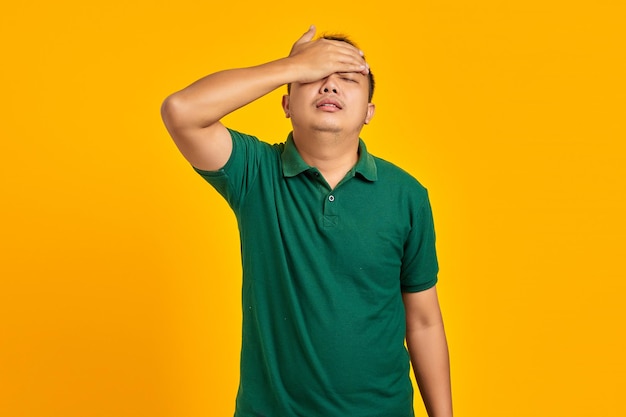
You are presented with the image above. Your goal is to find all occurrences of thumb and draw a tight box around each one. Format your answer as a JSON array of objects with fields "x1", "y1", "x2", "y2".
[{"x1": 294, "y1": 25, "x2": 316, "y2": 46}]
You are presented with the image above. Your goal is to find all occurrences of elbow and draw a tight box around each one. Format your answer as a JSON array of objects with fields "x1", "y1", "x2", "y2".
[{"x1": 161, "y1": 93, "x2": 186, "y2": 129}]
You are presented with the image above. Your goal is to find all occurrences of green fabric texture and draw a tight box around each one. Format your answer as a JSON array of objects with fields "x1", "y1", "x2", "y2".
[{"x1": 194, "y1": 129, "x2": 438, "y2": 417}]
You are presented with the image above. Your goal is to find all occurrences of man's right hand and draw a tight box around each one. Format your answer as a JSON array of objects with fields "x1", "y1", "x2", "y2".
[
  {"x1": 286, "y1": 25, "x2": 369, "y2": 85},
  {"x1": 162, "y1": 26, "x2": 370, "y2": 172}
]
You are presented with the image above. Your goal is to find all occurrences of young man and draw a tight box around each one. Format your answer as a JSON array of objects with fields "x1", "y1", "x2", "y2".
[{"x1": 161, "y1": 26, "x2": 452, "y2": 417}]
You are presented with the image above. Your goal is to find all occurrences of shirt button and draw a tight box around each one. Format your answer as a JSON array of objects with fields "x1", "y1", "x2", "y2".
[{"x1": 328, "y1": 195, "x2": 335, "y2": 202}]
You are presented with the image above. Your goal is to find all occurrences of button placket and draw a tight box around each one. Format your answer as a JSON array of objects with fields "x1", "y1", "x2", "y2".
[{"x1": 323, "y1": 190, "x2": 339, "y2": 215}]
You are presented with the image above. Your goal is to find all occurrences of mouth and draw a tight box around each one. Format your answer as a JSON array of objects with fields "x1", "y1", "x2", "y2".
[{"x1": 316, "y1": 98, "x2": 343, "y2": 110}]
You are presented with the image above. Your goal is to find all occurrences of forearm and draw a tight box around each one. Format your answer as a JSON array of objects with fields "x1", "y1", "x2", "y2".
[
  {"x1": 162, "y1": 58, "x2": 296, "y2": 130},
  {"x1": 160, "y1": 26, "x2": 369, "y2": 171},
  {"x1": 162, "y1": 26, "x2": 368, "y2": 133},
  {"x1": 406, "y1": 323, "x2": 453, "y2": 417}
]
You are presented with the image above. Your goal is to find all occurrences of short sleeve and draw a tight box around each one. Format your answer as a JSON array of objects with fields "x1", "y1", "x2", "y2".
[
  {"x1": 400, "y1": 191, "x2": 439, "y2": 292},
  {"x1": 193, "y1": 129, "x2": 265, "y2": 211}
]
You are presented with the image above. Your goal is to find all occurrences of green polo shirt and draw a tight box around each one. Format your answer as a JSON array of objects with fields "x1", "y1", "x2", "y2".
[{"x1": 194, "y1": 129, "x2": 438, "y2": 417}]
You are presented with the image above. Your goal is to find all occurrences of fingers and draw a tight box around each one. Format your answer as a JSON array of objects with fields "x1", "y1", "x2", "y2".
[
  {"x1": 322, "y1": 39, "x2": 369, "y2": 74},
  {"x1": 288, "y1": 26, "x2": 370, "y2": 82},
  {"x1": 359, "y1": 61, "x2": 370, "y2": 75},
  {"x1": 327, "y1": 44, "x2": 369, "y2": 74}
]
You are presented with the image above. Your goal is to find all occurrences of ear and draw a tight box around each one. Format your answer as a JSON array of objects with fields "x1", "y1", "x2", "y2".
[
  {"x1": 282, "y1": 94, "x2": 291, "y2": 118},
  {"x1": 364, "y1": 103, "x2": 375, "y2": 125}
]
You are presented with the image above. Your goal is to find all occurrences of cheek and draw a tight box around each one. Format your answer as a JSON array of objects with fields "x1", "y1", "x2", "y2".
[
  {"x1": 288, "y1": 98, "x2": 305, "y2": 115},
  {"x1": 287, "y1": 91, "x2": 309, "y2": 111}
]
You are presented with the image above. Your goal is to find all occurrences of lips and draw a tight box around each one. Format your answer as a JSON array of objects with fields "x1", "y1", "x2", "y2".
[{"x1": 316, "y1": 97, "x2": 343, "y2": 110}]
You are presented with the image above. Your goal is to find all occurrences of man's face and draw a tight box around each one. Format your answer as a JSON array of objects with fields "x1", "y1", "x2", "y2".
[{"x1": 282, "y1": 71, "x2": 375, "y2": 137}]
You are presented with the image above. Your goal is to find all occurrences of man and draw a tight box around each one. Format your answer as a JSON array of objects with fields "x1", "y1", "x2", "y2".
[{"x1": 161, "y1": 26, "x2": 452, "y2": 417}]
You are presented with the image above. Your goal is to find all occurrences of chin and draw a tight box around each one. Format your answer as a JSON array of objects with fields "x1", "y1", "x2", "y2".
[
  {"x1": 312, "y1": 124, "x2": 342, "y2": 133},
  {"x1": 309, "y1": 119, "x2": 346, "y2": 132}
]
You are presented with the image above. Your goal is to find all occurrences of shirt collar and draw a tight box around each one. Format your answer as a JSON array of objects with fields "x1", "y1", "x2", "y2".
[{"x1": 281, "y1": 132, "x2": 378, "y2": 181}]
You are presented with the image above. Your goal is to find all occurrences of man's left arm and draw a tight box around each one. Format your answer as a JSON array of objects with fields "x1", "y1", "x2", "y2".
[{"x1": 403, "y1": 286, "x2": 453, "y2": 417}]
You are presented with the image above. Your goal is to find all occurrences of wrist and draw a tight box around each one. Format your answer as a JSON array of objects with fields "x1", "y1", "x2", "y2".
[{"x1": 273, "y1": 56, "x2": 303, "y2": 86}]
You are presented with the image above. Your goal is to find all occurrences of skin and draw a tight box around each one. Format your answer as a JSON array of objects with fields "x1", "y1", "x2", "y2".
[
  {"x1": 282, "y1": 69, "x2": 375, "y2": 188},
  {"x1": 160, "y1": 26, "x2": 369, "y2": 179},
  {"x1": 161, "y1": 25, "x2": 452, "y2": 417},
  {"x1": 404, "y1": 288, "x2": 453, "y2": 417}
]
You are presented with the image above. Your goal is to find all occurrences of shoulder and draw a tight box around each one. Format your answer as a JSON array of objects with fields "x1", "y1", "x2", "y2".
[{"x1": 371, "y1": 154, "x2": 429, "y2": 198}]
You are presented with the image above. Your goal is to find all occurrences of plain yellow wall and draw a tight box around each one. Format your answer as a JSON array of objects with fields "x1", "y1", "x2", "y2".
[{"x1": 1, "y1": 1, "x2": 625, "y2": 416}]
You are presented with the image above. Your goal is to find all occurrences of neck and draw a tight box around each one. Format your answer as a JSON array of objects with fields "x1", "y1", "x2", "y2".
[{"x1": 292, "y1": 130, "x2": 360, "y2": 189}]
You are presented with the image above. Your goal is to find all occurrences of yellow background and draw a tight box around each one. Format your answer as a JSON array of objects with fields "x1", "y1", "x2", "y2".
[{"x1": 1, "y1": 0, "x2": 624, "y2": 416}]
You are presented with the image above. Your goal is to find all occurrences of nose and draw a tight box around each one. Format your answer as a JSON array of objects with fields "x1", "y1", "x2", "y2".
[{"x1": 320, "y1": 76, "x2": 338, "y2": 94}]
